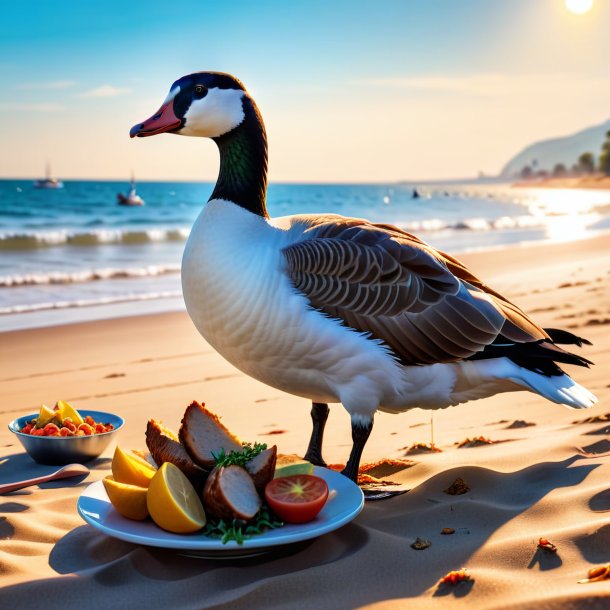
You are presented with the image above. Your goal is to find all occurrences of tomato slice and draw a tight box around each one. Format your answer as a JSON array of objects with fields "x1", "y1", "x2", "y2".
[{"x1": 264, "y1": 475, "x2": 329, "y2": 523}]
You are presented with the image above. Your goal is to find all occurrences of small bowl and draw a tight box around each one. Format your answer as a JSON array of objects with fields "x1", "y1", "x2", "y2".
[{"x1": 8, "y1": 410, "x2": 124, "y2": 465}]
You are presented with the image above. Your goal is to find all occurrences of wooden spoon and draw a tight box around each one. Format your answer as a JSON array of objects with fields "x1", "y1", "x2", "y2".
[{"x1": 0, "y1": 463, "x2": 90, "y2": 494}]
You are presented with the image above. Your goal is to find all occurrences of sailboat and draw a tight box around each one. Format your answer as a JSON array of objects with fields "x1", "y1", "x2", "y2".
[
  {"x1": 117, "y1": 173, "x2": 145, "y2": 206},
  {"x1": 34, "y1": 163, "x2": 64, "y2": 189}
]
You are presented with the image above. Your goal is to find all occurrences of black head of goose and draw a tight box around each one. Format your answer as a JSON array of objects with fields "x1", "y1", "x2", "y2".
[
  {"x1": 131, "y1": 72, "x2": 596, "y2": 496},
  {"x1": 131, "y1": 71, "x2": 268, "y2": 218}
]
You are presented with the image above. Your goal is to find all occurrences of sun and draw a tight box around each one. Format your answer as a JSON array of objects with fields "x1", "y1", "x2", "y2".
[{"x1": 565, "y1": 0, "x2": 594, "y2": 15}]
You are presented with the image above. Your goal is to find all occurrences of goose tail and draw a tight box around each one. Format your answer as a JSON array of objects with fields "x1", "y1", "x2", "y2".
[
  {"x1": 454, "y1": 359, "x2": 597, "y2": 410},
  {"x1": 508, "y1": 367, "x2": 597, "y2": 410}
]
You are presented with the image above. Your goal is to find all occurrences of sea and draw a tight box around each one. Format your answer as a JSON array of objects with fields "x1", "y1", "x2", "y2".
[{"x1": 1, "y1": 179, "x2": 610, "y2": 332}]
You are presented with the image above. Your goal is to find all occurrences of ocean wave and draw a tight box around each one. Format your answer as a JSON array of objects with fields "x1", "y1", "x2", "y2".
[
  {"x1": 395, "y1": 214, "x2": 547, "y2": 233},
  {"x1": 0, "y1": 264, "x2": 181, "y2": 287},
  {"x1": 0, "y1": 291, "x2": 183, "y2": 315},
  {"x1": 0, "y1": 211, "x2": 600, "y2": 253},
  {"x1": 0, "y1": 228, "x2": 191, "y2": 250}
]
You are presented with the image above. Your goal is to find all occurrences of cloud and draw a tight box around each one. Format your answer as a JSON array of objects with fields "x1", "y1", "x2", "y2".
[
  {"x1": 0, "y1": 103, "x2": 64, "y2": 112},
  {"x1": 15, "y1": 80, "x2": 76, "y2": 90},
  {"x1": 80, "y1": 84, "x2": 131, "y2": 98},
  {"x1": 357, "y1": 72, "x2": 610, "y2": 98}
]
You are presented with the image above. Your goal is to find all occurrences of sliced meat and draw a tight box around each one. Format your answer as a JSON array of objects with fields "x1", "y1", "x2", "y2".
[
  {"x1": 179, "y1": 401, "x2": 242, "y2": 469},
  {"x1": 203, "y1": 465, "x2": 261, "y2": 522},
  {"x1": 245, "y1": 446, "x2": 277, "y2": 494},
  {"x1": 145, "y1": 419, "x2": 208, "y2": 490}
]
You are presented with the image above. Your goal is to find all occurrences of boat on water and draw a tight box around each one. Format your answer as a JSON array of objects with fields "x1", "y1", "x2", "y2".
[
  {"x1": 34, "y1": 163, "x2": 63, "y2": 189},
  {"x1": 117, "y1": 174, "x2": 145, "y2": 206}
]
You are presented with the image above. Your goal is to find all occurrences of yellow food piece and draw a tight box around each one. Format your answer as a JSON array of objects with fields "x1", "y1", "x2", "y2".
[
  {"x1": 103, "y1": 476, "x2": 149, "y2": 520},
  {"x1": 111, "y1": 445, "x2": 157, "y2": 488},
  {"x1": 147, "y1": 462, "x2": 206, "y2": 534},
  {"x1": 35, "y1": 404, "x2": 57, "y2": 429},
  {"x1": 56, "y1": 399, "x2": 84, "y2": 425},
  {"x1": 274, "y1": 454, "x2": 314, "y2": 478}
]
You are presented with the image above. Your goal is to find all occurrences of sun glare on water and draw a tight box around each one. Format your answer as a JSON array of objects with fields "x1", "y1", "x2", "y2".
[{"x1": 565, "y1": 0, "x2": 594, "y2": 15}]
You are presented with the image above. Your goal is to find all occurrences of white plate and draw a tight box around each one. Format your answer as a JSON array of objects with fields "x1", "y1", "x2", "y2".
[{"x1": 77, "y1": 467, "x2": 364, "y2": 558}]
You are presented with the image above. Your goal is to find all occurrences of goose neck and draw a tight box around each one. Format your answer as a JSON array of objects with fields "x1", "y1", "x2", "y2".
[{"x1": 211, "y1": 96, "x2": 269, "y2": 218}]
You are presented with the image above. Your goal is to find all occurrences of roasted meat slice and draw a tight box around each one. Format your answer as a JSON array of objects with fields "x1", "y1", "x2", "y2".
[
  {"x1": 245, "y1": 445, "x2": 277, "y2": 493},
  {"x1": 203, "y1": 465, "x2": 261, "y2": 522},
  {"x1": 145, "y1": 419, "x2": 208, "y2": 489},
  {"x1": 179, "y1": 401, "x2": 242, "y2": 469}
]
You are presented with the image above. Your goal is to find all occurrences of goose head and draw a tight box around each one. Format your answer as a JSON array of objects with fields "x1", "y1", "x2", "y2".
[{"x1": 130, "y1": 72, "x2": 249, "y2": 139}]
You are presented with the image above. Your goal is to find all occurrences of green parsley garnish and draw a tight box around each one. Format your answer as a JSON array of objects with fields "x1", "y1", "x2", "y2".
[
  {"x1": 212, "y1": 442, "x2": 267, "y2": 468},
  {"x1": 202, "y1": 506, "x2": 283, "y2": 544}
]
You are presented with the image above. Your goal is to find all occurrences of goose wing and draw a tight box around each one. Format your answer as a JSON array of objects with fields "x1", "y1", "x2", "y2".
[{"x1": 282, "y1": 216, "x2": 549, "y2": 366}]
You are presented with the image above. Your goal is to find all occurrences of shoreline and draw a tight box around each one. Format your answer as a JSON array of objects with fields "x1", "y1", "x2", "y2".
[{"x1": 513, "y1": 175, "x2": 610, "y2": 190}]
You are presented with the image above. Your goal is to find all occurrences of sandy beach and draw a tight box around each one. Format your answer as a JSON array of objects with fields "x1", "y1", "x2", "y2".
[{"x1": 1, "y1": 234, "x2": 609, "y2": 609}]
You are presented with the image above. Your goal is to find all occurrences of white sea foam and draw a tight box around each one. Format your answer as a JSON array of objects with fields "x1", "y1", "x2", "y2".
[
  {"x1": 0, "y1": 227, "x2": 191, "y2": 250},
  {"x1": 394, "y1": 214, "x2": 550, "y2": 234},
  {"x1": 0, "y1": 290, "x2": 183, "y2": 315},
  {"x1": 0, "y1": 264, "x2": 182, "y2": 287}
]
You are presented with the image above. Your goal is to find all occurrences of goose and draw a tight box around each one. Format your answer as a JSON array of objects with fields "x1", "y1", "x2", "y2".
[{"x1": 130, "y1": 71, "x2": 597, "y2": 488}]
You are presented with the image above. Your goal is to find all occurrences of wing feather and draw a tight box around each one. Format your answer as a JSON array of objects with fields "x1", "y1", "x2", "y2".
[{"x1": 282, "y1": 216, "x2": 548, "y2": 365}]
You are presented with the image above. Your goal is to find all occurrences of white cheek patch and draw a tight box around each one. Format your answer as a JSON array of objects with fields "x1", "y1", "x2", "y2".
[
  {"x1": 163, "y1": 85, "x2": 180, "y2": 105},
  {"x1": 181, "y1": 88, "x2": 245, "y2": 137}
]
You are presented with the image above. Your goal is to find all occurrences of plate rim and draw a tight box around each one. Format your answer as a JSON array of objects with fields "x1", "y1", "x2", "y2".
[{"x1": 77, "y1": 466, "x2": 364, "y2": 552}]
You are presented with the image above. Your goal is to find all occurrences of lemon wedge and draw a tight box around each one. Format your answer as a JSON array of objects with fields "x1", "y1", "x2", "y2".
[
  {"x1": 35, "y1": 404, "x2": 57, "y2": 428},
  {"x1": 111, "y1": 445, "x2": 157, "y2": 488},
  {"x1": 103, "y1": 476, "x2": 149, "y2": 520},
  {"x1": 56, "y1": 399, "x2": 84, "y2": 425},
  {"x1": 147, "y1": 462, "x2": 206, "y2": 533}
]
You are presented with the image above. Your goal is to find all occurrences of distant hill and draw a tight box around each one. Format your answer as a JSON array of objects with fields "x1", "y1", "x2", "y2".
[{"x1": 500, "y1": 119, "x2": 610, "y2": 178}]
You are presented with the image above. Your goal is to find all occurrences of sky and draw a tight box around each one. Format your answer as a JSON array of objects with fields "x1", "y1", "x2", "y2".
[{"x1": 1, "y1": 0, "x2": 609, "y2": 182}]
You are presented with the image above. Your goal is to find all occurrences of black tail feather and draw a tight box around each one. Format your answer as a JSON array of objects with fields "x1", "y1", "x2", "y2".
[
  {"x1": 468, "y1": 337, "x2": 593, "y2": 376},
  {"x1": 544, "y1": 327, "x2": 592, "y2": 347}
]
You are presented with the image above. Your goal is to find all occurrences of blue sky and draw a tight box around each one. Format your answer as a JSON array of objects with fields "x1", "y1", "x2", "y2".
[{"x1": 1, "y1": 0, "x2": 609, "y2": 181}]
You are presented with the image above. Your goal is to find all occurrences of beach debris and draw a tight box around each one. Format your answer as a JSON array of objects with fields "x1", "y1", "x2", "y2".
[
  {"x1": 441, "y1": 527, "x2": 455, "y2": 535},
  {"x1": 577, "y1": 563, "x2": 610, "y2": 584},
  {"x1": 329, "y1": 458, "x2": 414, "y2": 486},
  {"x1": 573, "y1": 411, "x2": 610, "y2": 424},
  {"x1": 403, "y1": 442, "x2": 442, "y2": 455},
  {"x1": 411, "y1": 537, "x2": 431, "y2": 550},
  {"x1": 438, "y1": 568, "x2": 472, "y2": 585},
  {"x1": 456, "y1": 436, "x2": 495, "y2": 448},
  {"x1": 576, "y1": 439, "x2": 610, "y2": 458},
  {"x1": 585, "y1": 424, "x2": 610, "y2": 436},
  {"x1": 584, "y1": 317, "x2": 610, "y2": 326},
  {"x1": 443, "y1": 477, "x2": 470, "y2": 495},
  {"x1": 506, "y1": 420, "x2": 536, "y2": 429},
  {"x1": 537, "y1": 537, "x2": 558, "y2": 553}
]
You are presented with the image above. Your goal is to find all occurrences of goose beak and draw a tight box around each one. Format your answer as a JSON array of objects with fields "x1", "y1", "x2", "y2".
[{"x1": 130, "y1": 101, "x2": 181, "y2": 138}]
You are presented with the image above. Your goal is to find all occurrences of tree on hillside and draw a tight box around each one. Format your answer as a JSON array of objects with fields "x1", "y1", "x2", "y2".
[
  {"x1": 520, "y1": 165, "x2": 533, "y2": 179},
  {"x1": 599, "y1": 130, "x2": 610, "y2": 176},
  {"x1": 578, "y1": 152, "x2": 595, "y2": 174},
  {"x1": 552, "y1": 163, "x2": 567, "y2": 177}
]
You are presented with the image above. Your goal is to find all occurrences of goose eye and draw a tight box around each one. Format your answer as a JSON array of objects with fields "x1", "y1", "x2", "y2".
[{"x1": 194, "y1": 85, "x2": 207, "y2": 96}]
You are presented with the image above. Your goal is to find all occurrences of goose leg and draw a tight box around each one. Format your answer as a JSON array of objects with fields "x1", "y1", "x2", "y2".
[
  {"x1": 304, "y1": 402, "x2": 329, "y2": 467},
  {"x1": 340, "y1": 416, "x2": 373, "y2": 482},
  {"x1": 341, "y1": 415, "x2": 408, "y2": 501}
]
